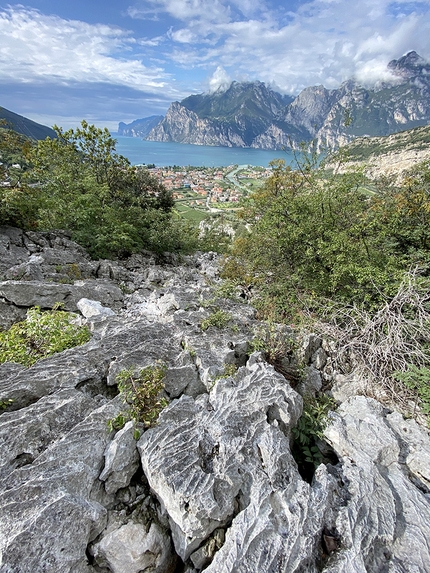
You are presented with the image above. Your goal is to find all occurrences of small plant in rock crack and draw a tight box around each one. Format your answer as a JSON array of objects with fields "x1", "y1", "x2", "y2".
[
  {"x1": 108, "y1": 362, "x2": 168, "y2": 436},
  {"x1": 292, "y1": 394, "x2": 336, "y2": 470},
  {"x1": 0, "y1": 398, "x2": 13, "y2": 411},
  {"x1": 201, "y1": 309, "x2": 232, "y2": 331},
  {"x1": 250, "y1": 321, "x2": 298, "y2": 381}
]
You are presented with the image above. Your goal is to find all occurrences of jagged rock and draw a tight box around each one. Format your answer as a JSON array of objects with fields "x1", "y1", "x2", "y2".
[
  {"x1": 93, "y1": 521, "x2": 176, "y2": 573},
  {"x1": 323, "y1": 396, "x2": 430, "y2": 572},
  {"x1": 99, "y1": 421, "x2": 140, "y2": 495},
  {"x1": 0, "y1": 400, "x2": 122, "y2": 573},
  {"x1": 138, "y1": 358, "x2": 303, "y2": 560},
  {"x1": 0, "y1": 279, "x2": 123, "y2": 311},
  {"x1": 1, "y1": 226, "x2": 430, "y2": 573}
]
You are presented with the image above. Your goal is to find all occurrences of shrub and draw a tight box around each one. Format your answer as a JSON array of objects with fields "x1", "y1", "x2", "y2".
[
  {"x1": 109, "y1": 362, "x2": 168, "y2": 435},
  {"x1": 292, "y1": 394, "x2": 336, "y2": 469},
  {"x1": 0, "y1": 305, "x2": 91, "y2": 366},
  {"x1": 201, "y1": 309, "x2": 232, "y2": 331}
]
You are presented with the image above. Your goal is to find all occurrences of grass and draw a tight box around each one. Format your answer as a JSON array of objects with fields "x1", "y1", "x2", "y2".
[{"x1": 174, "y1": 202, "x2": 208, "y2": 223}]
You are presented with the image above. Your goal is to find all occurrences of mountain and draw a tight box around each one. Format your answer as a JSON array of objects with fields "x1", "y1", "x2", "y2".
[
  {"x1": 146, "y1": 81, "x2": 293, "y2": 147},
  {"x1": 145, "y1": 51, "x2": 430, "y2": 151},
  {"x1": 118, "y1": 115, "x2": 164, "y2": 137},
  {"x1": 0, "y1": 106, "x2": 56, "y2": 140}
]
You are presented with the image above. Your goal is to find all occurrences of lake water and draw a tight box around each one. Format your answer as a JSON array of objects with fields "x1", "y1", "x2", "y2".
[{"x1": 113, "y1": 135, "x2": 294, "y2": 168}]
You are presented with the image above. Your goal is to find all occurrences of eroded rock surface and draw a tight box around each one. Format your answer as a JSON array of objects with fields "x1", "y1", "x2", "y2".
[{"x1": 0, "y1": 225, "x2": 429, "y2": 573}]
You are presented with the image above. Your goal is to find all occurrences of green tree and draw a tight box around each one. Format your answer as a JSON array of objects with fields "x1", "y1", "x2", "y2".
[
  {"x1": 25, "y1": 121, "x2": 177, "y2": 258},
  {"x1": 0, "y1": 122, "x2": 38, "y2": 228},
  {"x1": 224, "y1": 156, "x2": 406, "y2": 318}
]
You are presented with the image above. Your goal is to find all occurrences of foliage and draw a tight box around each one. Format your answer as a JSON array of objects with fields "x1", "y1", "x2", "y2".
[
  {"x1": 1, "y1": 120, "x2": 181, "y2": 259},
  {"x1": 251, "y1": 321, "x2": 297, "y2": 377},
  {"x1": 223, "y1": 154, "x2": 430, "y2": 321},
  {"x1": 394, "y1": 366, "x2": 430, "y2": 426},
  {"x1": 0, "y1": 124, "x2": 38, "y2": 228},
  {"x1": 292, "y1": 394, "x2": 336, "y2": 468},
  {"x1": 109, "y1": 362, "x2": 168, "y2": 434},
  {"x1": 201, "y1": 309, "x2": 232, "y2": 331},
  {"x1": 0, "y1": 398, "x2": 13, "y2": 411},
  {"x1": 318, "y1": 268, "x2": 430, "y2": 419},
  {"x1": 0, "y1": 305, "x2": 91, "y2": 366}
]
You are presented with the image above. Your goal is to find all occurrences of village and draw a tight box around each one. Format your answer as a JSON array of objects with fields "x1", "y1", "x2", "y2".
[{"x1": 147, "y1": 164, "x2": 272, "y2": 220}]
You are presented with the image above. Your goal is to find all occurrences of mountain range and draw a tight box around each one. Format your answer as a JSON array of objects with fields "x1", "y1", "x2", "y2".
[{"x1": 119, "y1": 51, "x2": 430, "y2": 151}]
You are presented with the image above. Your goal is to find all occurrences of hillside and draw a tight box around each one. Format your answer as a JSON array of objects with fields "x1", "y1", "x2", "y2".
[
  {"x1": 143, "y1": 51, "x2": 430, "y2": 151},
  {"x1": 0, "y1": 106, "x2": 56, "y2": 140},
  {"x1": 1, "y1": 226, "x2": 430, "y2": 572},
  {"x1": 118, "y1": 115, "x2": 164, "y2": 138},
  {"x1": 331, "y1": 124, "x2": 430, "y2": 178}
]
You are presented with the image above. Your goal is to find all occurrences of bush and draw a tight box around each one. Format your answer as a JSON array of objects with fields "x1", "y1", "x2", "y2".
[
  {"x1": 201, "y1": 309, "x2": 232, "y2": 331},
  {"x1": 109, "y1": 362, "x2": 168, "y2": 434},
  {"x1": 0, "y1": 305, "x2": 91, "y2": 366}
]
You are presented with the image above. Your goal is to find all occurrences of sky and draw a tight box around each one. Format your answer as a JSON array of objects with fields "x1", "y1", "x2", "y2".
[{"x1": 1, "y1": 0, "x2": 430, "y2": 131}]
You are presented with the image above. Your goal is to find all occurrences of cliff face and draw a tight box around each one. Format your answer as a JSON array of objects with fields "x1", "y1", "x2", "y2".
[
  {"x1": 145, "y1": 52, "x2": 430, "y2": 151},
  {"x1": 118, "y1": 115, "x2": 163, "y2": 138}
]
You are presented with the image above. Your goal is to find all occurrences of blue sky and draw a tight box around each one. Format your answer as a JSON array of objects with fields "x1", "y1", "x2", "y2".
[{"x1": 1, "y1": 0, "x2": 429, "y2": 131}]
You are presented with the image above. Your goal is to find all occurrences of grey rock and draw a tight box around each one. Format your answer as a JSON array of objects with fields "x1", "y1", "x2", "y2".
[
  {"x1": 77, "y1": 298, "x2": 116, "y2": 318},
  {"x1": 324, "y1": 396, "x2": 430, "y2": 572},
  {"x1": 0, "y1": 400, "x2": 122, "y2": 573},
  {"x1": 0, "y1": 279, "x2": 123, "y2": 311},
  {"x1": 296, "y1": 365, "x2": 322, "y2": 397},
  {"x1": 99, "y1": 421, "x2": 140, "y2": 495},
  {"x1": 93, "y1": 521, "x2": 176, "y2": 573},
  {"x1": 138, "y1": 359, "x2": 302, "y2": 560}
]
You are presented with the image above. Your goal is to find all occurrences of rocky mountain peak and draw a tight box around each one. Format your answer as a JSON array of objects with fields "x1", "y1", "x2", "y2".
[{"x1": 388, "y1": 50, "x2": 430, "y2": 79}]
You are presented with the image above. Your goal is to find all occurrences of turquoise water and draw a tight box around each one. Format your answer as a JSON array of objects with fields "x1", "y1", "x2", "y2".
[{"x1": 113, "y1": 135, "x2": 294, "y2": 168}]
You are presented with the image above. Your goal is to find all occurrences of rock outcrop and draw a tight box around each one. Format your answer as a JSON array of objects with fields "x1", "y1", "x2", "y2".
[{"x1": 0, "y1": 225, "x2": 429, "y2": 572}]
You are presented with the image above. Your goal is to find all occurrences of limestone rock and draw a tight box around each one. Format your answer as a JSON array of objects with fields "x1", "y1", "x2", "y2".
[
  {"x1": 0, "y1": 279, "x2": 123, "y2": 311},
  {"x1": 324, "y1": 396, "x2": 430, "y2": 572},
  {"x1": 93, "y1": 521, "x2": 176, "y2": 573},
  {"x1": 138, "y1": 358, "x2": 303, "y2": 560},
  {"x1": 77, "y1": 298, "x2": 116, "y2": 318},
  {"x1": 99, "y1": 421, "x2": 140, "y2": 495}
]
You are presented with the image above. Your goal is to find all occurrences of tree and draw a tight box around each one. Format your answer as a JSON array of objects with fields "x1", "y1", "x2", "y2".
[
  {"x1": 224, "y1": 155, "x2": 412, "y2": 319},
  {"x1": 25, "y1": 121, "x2": 176, "y2": 258}
]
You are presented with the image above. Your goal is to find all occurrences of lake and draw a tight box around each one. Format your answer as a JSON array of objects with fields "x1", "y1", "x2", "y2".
[{"x1": 113, "y1": 135, "x2": 294, "y2": 168}]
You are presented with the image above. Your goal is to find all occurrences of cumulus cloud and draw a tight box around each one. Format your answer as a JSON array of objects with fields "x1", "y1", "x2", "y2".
[
  {"x1": 208, "y1": 66, "x2": 232, "y2": 92},
  {"x1": 0, "y1": 6, "x2": 177, "y2": 95},
  {"x1": 132, "y1": 0, "x2": 430, "y2": 93}
]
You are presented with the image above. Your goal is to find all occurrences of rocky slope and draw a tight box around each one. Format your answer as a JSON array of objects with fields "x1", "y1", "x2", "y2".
[
  {"x1": 0, "y1": 226, "x2": 430, "y2": 572},
  {"x1": 0, "y1": 106, "x2": 56, "y2": 140},
  {"x1": 328, "y1": 124, "x2": 430, "y2": 179},
  {"x1": 144, "y1": 51, "x2": 430, "y2": 151}
]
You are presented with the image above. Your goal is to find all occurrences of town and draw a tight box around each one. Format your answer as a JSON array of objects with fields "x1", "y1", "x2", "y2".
[{"x1": 147, "y1": 164, "x2": 272, "y2": 221}]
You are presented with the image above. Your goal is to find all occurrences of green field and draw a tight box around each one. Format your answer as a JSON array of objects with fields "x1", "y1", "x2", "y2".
[{"x1": 174, "y1": 202, "x2": 208, "y2": 223}]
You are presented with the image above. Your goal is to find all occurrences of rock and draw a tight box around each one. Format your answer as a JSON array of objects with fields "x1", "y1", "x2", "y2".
[
  {"x1": 99, "y1": 421, "x2": 140, "y2": 495},
  {"x1": 324, "y1": 396, "x2": 430, "y2": 572},
  {"x1": 0, "y1": 280, "x2": 123, "y2": 311},
  {"x1": 0, "y1": 400, "x2": 122, "y2": 573},
  {"x1": 77, "y1": 298, "x2": 116, "y2": 318},
  {"x1": 138, "y1": 358, "x2": 303, "y2": 560},
  {"x1": 92, "y1": 521, "x2": 176, "y2": 573}
]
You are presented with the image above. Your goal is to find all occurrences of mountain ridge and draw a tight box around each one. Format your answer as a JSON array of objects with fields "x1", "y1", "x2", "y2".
[{"x1": 123, "y1": 51, "x2": 430, "y2": 151}]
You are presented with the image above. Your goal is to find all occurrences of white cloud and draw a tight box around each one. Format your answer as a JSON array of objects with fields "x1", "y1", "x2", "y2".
[
  {"x1": 208, "y1": 66, "x2": 231, "y2": 92},
  {"x1": 135, "y1": 0, "x2": 430, "y2": 93},
  {"x1": 0, "y1": 6, "x2": 178, "y2": 95}
]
